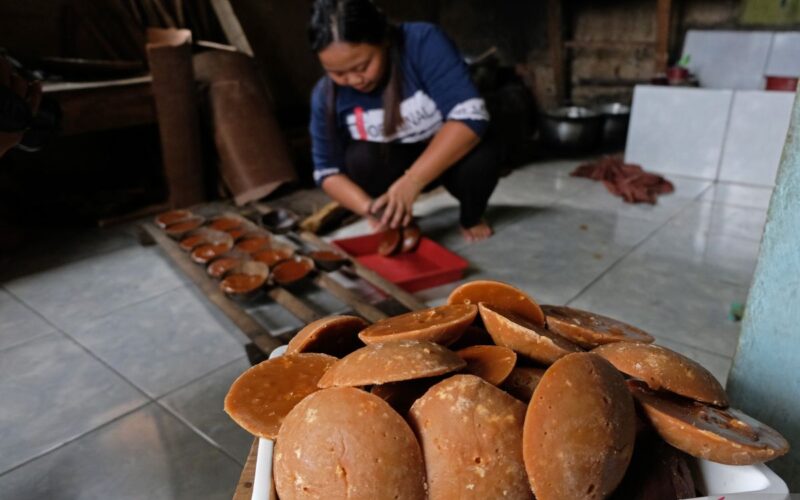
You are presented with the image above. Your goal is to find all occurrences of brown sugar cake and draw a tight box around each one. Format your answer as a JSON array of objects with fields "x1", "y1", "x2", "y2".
[
  {"x1": 358, "y1": 303, "x2": 477, "y2": 346},
  {"x1": 401, "y1": 223, "x2": 422, "y2": 253},
  {"x1": 456, "y1": 345, "x2": 517, "y2": 385},
  {"x1": 234, "y1": 234, "x2": 272, "y2": 254},
  {"x1": 274, "y1": 387, "x2": 426, "y2": 500},
  {"x1": 501, "y1": 366, "x2": 546, "y2": 403},
  {"x1": 448, "y1": 280, "x2": 545, "y2": 326},
  {"x1": 479, "y1": 303, "x2": 582, "y2": 364},
  {"x1": 224, "y1": 353, "x2": 336, "y2": 439},
  {"x1": 378, "y1": 227, "x2": 402, "y2": 256},
  {"x1": 286, "y1": 315, "x2": 368, "y2": 358},
  {"x1": 593, "y1": 342, "x2": 728, "y2": 407},
  {"x1": 206, "y1": 257, "x2": 242, "y2": 279},
  {"x1": 155, "y1": 209, "x2": 193, "y2": 228},
  {"x1": 317, "y1": 340, "x2": 465, "y2": 388},
  {"x1": 164, "y1": 216, "x2": 205, "y2": 238},
  {"x1": 252, "y1": 247, "x2": 294, "y2": 266},
  {"x1": 542, "y1": 305, "x2": 654, "y2": 348},
  {"x1": 523, "y1": 352, "x2": 636, "y2": 500},
  {"x1": 629, "y1": 381, "x2": 789, "y2": 465},
  {"x1": 409, "y1": 374, "x2": 532, "y2": 499}
]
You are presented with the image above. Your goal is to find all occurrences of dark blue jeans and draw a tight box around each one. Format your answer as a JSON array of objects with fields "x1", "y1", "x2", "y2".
[{"x1": 343, "y1": 134, "x2": 500, "y2": 228}]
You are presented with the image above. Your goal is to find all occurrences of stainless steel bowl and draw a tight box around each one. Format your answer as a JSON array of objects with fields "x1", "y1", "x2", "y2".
[
  {"x1": 540, "y1": 106, "x2": 602, "y2": 152},
  {"x1": 594, "y1": 102, "x2": 631, "y2": 149}
]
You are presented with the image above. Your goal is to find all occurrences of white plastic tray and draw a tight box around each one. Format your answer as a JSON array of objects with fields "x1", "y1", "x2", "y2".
[{"x1": 251, "y1": 346, "x2": 789, "y2": 499}]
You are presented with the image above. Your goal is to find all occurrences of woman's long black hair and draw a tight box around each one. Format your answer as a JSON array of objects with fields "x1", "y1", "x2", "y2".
[{"x1": 309, "y1": 0, "x2": 404, "y2": 138}]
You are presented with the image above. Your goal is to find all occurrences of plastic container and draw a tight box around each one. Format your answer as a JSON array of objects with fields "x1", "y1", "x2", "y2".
[
  {"x1": 332, "y1": 233, "x2": 468, "y2": 293},
  {"x1": 250, "y1": 346, "x2": 789, "y2": 500},
  {"x1": 766, "y1": 76, "x2": 799, "y2": 92}
]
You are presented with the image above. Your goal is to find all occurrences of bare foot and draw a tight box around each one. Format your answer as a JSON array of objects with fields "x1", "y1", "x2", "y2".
[{"x1": 461, "y1": 220, "x2": 493, "y2": 242}]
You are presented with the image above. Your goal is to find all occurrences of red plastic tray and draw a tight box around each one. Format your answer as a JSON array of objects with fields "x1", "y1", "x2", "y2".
[{"x1": 332, "y1": 233, "x2": 468, "y2": 293}]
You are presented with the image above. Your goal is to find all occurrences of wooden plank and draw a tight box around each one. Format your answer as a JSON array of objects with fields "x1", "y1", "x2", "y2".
[
  {"x1": 547, "y1": 0, "x2": 566, "y2": 105},
  {"x1": 210, "y1": 0, "x2": 255, "y2": 57},
  {"x1": 232, "y1": 439, "x2": 258, "y2": 500},
  {"x1": 143, "y1": 223, "x2": 283, "y2": 353},
  {"x1": 266, "y1": 287, "x2": 323, "y2": 324},
  {"x1": 314, "y1": 273, "x2": 388, "y2": 323},
  {"x1": 655, "y1": 0, "x2": 673, "y2": 74},
  {"x1": 299, "y1": 231, "x2": 427, "y2": 312}
]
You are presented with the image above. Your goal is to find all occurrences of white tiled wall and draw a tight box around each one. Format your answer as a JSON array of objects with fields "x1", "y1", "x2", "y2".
[
  {"x1": 625, "y1": 86, "x2": 795, "y2": 187},
  {"x1": 682, "y1": 31, "x2": 774, "y2": 90},
  {"x1": 718, "y1": 91, "x2": 795, "y2": 186},
  {"x1": 625, "y1": 86, "x2": 733, "y2": 180},
  {"x1": 766, "y1": 32, "x2": 800, "y2": 78}
]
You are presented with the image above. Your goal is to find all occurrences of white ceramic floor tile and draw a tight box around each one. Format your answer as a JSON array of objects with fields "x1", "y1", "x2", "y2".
[
  {"x1": 0, "y1": 334, "x2": 147, "y2": 473},
  {"x1": 701, "y1": 183, "x2": 774, "y2": 209},
  {"x1": 718, "y1": 90, "x2": 794, "y2": 187},
  {"x1": 766, "y1": 32, "x2": 800, "y2": 78},
  {"x1": 452, "y1": 207, "x2": 656, "y2": 305},
  {"x1": 4, "y1": 246, "x2": 184, "y2": 332},
  {"x1": 69, "y1": 286, "x2": 245, "y2": 398},
  {"x1": 625, "y1": 86, "x2": 733, "y2": 180},
  {"x1": 629, "y1": 222, "x2": 761, "y2": 287},
  {"x1": 682, "y1": 30, "x2": 773, "y2": 90},
  {"x1": 0, "y1": 404, "x2": 241, "y2": 500},
  {"x1": 159, "y1": 357, "x2": 253, "y2": 464},
  {"x1": 556, "y1": 182, "x2": 697, "y2": 225},
  {"x1": 0, "y1": 288, "x2": 55, "y2": 351},
  {"x1": 569, "y1": 254, "x2": 747, "y2": 358},
  {"x1": 668, "y1": 200, "x2": 768, "y2": 243}
]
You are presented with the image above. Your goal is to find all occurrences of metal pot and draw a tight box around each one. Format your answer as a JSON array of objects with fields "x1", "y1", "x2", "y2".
[
  {"x1": 540, "y1": 106, "x2": 602, "y2": 152},
  {"x1": 594, "y1": 102, "x2": 630, "y2": 150}
]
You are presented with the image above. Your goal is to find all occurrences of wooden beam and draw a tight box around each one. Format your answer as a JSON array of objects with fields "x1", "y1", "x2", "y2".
[
  {"x1": 209, "y1": 0, "x2": 255, "y2": 57},
  {"x1": 547, "y1": 0, "x2": 566, "y2": 105},
  {"x1": 313, "y1": 273, "x2": 388, "y2": 323},
  {"x1": 655, "y1": 0, "x2": 673, "y2": 73}
]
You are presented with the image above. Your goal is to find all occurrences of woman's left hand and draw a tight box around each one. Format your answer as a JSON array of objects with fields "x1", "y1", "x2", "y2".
[{"x1": 371, "y1": 172, "x2": 424, "y2": 229}]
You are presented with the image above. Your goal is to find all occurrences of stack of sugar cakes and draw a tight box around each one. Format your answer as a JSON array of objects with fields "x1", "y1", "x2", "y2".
[{"x1": 224, "y1": 280, "x2": 789, "y2": 500}]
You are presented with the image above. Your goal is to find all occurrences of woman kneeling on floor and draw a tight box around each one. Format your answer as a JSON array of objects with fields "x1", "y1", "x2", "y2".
[{"x1": 308, "y1": 0, "x2": 500, "y2": 242}]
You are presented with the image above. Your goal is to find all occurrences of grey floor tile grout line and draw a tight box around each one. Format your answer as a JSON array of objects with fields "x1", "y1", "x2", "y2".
[
  {"x1": 155, "y1": 354, "x2": 248, "y2": 401},
  {"x1": 0, "y1": 400, "x2": 150, "y2": 480},
  {"x1": 565, "y1": 183, "x2": 717, "y2": 307},
  {"x1": 155, "y1": 400, "x2": 245, "y2": 468},
  {"x1": 3, "y1": 288, "x2": 154, "y2": 402}
]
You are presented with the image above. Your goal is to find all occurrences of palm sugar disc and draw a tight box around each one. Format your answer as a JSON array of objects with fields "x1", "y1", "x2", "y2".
[
  {"x1": 274, "y1": 387, "x2": 426, "y2": 500},
  {"x1": 629, "y1": 381, "x2": 789, "y2": 465},
  {"x1": 409, "y1": 374, "x2": 531, "y2": 499},
  {"x1": 524, "y1": 352, "x2": 636, "y2": 500},
  {"x1": 593, "y1": 342, "x2": 728, "y2": 406},
  {"x1": 224, "y1": 353, "x2": 336, "y2": 439},
  {"x1": 448, "y1": 280, "x2": 545, "y2": 326},
  {"x1": 358, "y1": 303, "x2": 477, "y2": 346},
  {"x1": 542, "y1": 305, "x2": 654, "y2": 348},
  {"x1": 456, "y1": 345, "x2": 517, "y2": 385},
  {"x1": 286, "y1": 315, "x2": 368, "y2": 358},
  {"x1": 317, "y1": 340, "x2": 466, "y2": 388},
  {"x1": 479, "y1": 302, "x2": 582, "y2": 365}
]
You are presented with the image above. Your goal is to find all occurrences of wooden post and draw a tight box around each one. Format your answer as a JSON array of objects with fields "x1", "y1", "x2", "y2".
[
  {"x1": 655, "y1": 0, "x2": 673, "y2": 74},
  {"x1": 547, "y1": 0, "x2": 566, "y2": 105}
]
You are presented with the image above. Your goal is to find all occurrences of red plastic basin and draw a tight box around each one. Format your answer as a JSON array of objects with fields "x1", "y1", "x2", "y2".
[{"x1": 333, "y1": 233, "x2": 468, "y2": 293}]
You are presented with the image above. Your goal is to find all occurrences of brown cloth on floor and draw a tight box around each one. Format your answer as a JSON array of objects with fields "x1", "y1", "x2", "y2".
[{"x1": 571, "y1": 156, "x2": 674, "y2": 204}]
